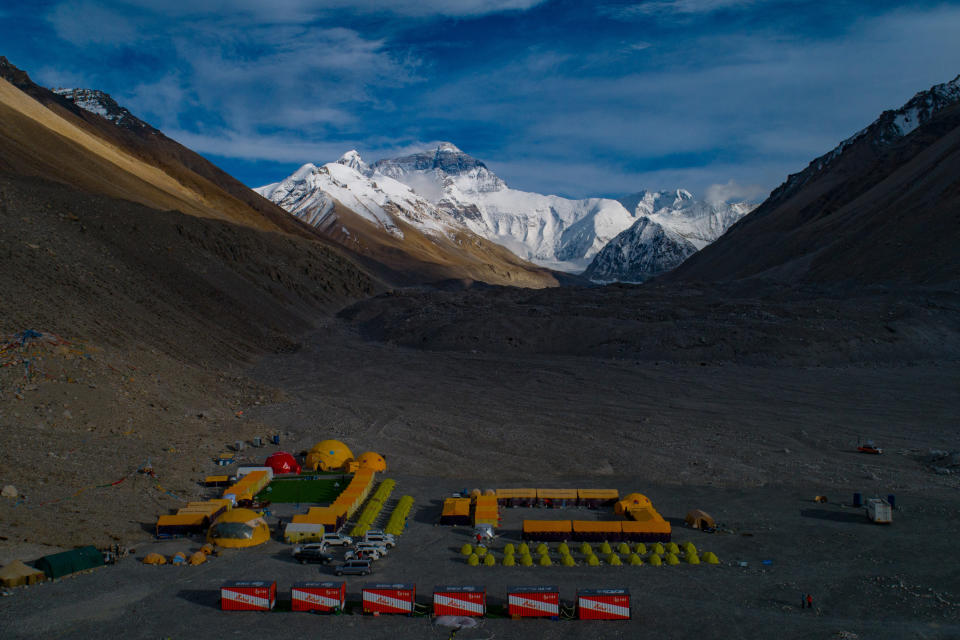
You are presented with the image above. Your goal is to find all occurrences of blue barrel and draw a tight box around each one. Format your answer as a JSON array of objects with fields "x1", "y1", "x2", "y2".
[
  {"x1": 887, "y1": 494, "x2": 895, "y2": 509},
  {"x1": 271, "y1": 434, "x2": 280, "y2": 445},
  {"x1": 853, "y1": 492, "x2": 862, "y2": 507}
]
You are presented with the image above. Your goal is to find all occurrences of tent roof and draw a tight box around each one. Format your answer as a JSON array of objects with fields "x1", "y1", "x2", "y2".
[{"x1": 0, "y1": 559, "x2": 44, "y2": 580}]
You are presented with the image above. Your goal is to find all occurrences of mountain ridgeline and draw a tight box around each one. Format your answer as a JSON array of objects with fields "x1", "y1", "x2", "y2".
[
  {"x1": 666, "y1": 74, "x2": 960, "y2": 285},
  {"x1": 258, "y1": 144, "x2": 754, "y2": 282}
]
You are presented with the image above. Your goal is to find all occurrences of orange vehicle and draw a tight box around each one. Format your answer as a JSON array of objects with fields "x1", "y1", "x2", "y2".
[{"x1": 857, "y1": 439, "x2": 882, "y2": 454}]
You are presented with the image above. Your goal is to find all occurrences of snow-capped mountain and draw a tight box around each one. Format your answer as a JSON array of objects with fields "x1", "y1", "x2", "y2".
[
  {"x1": 256, "y1": 152, "x2": 459, "y2": 238},
  {"x1": 619, "y1": 190, "x2": 753, "y2": 250},
  {"x1": 259, "y1": 143, "x2": 754, "y2": 279},
  {"x1": 369, "y1": 143, "x2": 636, "y2": 271},
  {"x1": 582, "y1": 191, "x2": 753, "y2": 282},
  {"x1": 582, "y1": 218, "x2": 698, "y2": 282},
  {"x1": 52, "y1": 88, "x2": 150, "y2": 130}
]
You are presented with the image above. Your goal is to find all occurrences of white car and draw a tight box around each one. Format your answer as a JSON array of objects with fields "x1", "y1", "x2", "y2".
[
  {"x1": 344, "y1": 547, "x2": 383, "y2": 561},
  {"x1": 353, "y1": 541, "x2": 388, "y2": 556},
  {"x1": 363, "y1": 532, "x2": 396, "y2": 548},
  {"x1": 320, "y1": 532, "x2": 353, "y2": 546}
]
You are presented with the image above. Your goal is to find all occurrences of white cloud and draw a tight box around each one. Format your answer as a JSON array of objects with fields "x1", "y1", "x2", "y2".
[
  {"x1": 601, "y1": 0, "x2": 764, "y2": 19},
  {"x1": 115, "y1": 0, "x2": 546, "y2": 19},
  {"x1": 704, "y1": 179, "x2": 766, "y2": 205},
  {"x1": 47, "y1": 2, "x2": 142, "y2": 46}
]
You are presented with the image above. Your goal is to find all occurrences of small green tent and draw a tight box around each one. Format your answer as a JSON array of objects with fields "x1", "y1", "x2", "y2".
[{"x1": 35, "y1": 546, "x2": 104, "y2": 579}]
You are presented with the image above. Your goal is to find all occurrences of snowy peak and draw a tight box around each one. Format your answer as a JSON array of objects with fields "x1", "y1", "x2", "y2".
[
  {"x1": 337, "y1": 150, "x2": 369, "y2": 174},
  {"x1": 261, "y1": 143, "x2": 753, "y2": 278},
  {"x1": 371, "y1": 142, "x2": 507, "y2": 197},
  {"x1": 435, "y1": 141, "x2": 463, "y2": 153},
  {"x1": 52, "y1": 87, "x2": 150, "y2": 130},
  {"x1": 583, "y1": 218, "x2": 698, "y2": 283}
]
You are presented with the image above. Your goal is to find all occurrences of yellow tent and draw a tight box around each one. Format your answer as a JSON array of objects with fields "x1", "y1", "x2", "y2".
[
  {"x1": 684, "y1": 509, "x2": 716, "y2": 530},
  {"x1": 357, "y1": 451, "x2": 387, "y2": 472},
  {"x1": 0, "y1": 560, "x2": 46, "y2": 587},
  {"x1": 615, "y1": 493, "x2": 651, "y2": 515},
  {"x1": 189, "y1": 551, "x2": 207, "y2": 566},
  {"x1": 142, "y1": 553, "x2": 166, "y2": 566},
  {"x1": 305, "y1": 439, "x2": 354, "y2": 471},
  {"x1": 207, "y1": 508, "x2": 271, "y2": 548}
]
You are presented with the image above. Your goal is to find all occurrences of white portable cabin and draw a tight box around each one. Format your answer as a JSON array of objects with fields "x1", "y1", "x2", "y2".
[{"x1": 865, "y1": 498, "x2": 892, "y2": 524}]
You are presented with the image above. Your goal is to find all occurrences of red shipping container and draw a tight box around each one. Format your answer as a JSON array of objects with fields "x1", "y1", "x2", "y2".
[
  {"x1": 577, "y1": 588, "x2": 631, "y2": 620},
  {"x1": 221, "y1": 580, "x2": 277, "y2": 611},
  {"x1": 291, "y1": 581, "x2": 346, "y2": 613},
  {"x1": 362, "y1": 583, "x2": 416, "y2": 615},
  {"x1": 507, "y1": 585, "x2": 559, "y2": 618},
  {"x1": 433, "y1": 585, "x2": 486, "y2": 616}
]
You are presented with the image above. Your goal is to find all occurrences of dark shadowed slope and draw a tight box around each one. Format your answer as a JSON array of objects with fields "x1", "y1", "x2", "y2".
[{"x1": 666, "y1": 76, "x2": 960, "y2": 285}]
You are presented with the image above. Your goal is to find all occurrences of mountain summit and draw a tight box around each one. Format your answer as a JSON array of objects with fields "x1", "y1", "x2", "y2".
[{"x1": 260, "y1": 142, "x2": 752, "y2": 276}]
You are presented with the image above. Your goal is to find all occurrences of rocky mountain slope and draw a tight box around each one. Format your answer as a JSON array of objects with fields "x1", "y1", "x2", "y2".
[
  {"x1": 0, "y1": 57, "x2": 379, "y2": 548},
  {"x1": 0, "y1": 57, "x2": 319, "y2": 238},
  {"x1": 666, "y1": 74, "x2": 960, "y2": 285}
]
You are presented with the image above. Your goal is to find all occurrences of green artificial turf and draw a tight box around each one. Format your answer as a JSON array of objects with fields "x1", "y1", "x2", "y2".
[{"x1": 255, "y1": 475, "x2": 347, "y2": 503}]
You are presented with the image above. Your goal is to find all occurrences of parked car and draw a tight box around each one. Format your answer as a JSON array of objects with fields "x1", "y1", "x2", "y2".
[
  {"x1": 320, "y1": 532, "x2": 353, "y2": 546},
  {"x1": 344, "y1": 547, "x2": 383, "y2": 561},
  {"x1": 292, "y1": 543, "x2": 334, "y2": 565},
  {"x1": 353, "y1": 541, "x2": 388, "y2": 556},
  {"x1": 335, "y1": 559, "x2": 372, "y2": 576},
  {"x1": 362, "y1": 532, "x2": 396, "y2": 548}
]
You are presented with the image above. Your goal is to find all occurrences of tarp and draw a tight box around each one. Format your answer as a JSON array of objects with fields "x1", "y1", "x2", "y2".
[
  {"x1": 523, "y1": 520, "x2": 571, "y2": 541},
  {"x1": 156, "y1": 513, "x2": 208, "y2": 537},
  {"x1": 537, "y1": 489, "x2": 578, "y2": 500},
  {"x1": 621, "y1": 508, "x2": 672, "y2": 541},
  {"x1": 440, "y1": 498, "x2": 472, "y2": 525},
  {"x1": 684, "y1": 509, "x2": 716, "y2": 530},
  {"x1": 496, "y1": 488, "x2": 536, "y2": 499},
  {"x1": 577, "y1": 489, "x2": 620, "y2": 503},
  {"x1": 0, "y1": 560, "x2": 45, "y2": 587},
  {"x1": 35, "y1": 546, "x2": 104, "y2": 579},
  {"x1": 522, "y1": 520, "x2": 572, "y2": 533}
]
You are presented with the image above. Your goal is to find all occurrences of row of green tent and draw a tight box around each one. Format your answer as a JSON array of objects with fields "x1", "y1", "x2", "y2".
[
  {"x1": 349, "y1": 479, "x2": 396, "y2": 537},
  {"x1": 384, "y1": 495, "x2": 414, "y2": 536}
]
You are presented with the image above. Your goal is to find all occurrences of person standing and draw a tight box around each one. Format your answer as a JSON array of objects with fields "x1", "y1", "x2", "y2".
[
  {"x1": 801, "y1": 593, "x2": 806, "y2": 609},
  {"x1": 806, "y1": 594, "x2": 813, "y2": 609}
]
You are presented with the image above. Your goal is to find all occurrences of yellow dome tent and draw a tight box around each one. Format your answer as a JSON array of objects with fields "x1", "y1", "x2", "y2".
[
  {"x1": 305, "y1": 440, "x2": 354, "y2": 471},
  {"x1": 142, "y1": 553, "x2": 166, "y2": 566},
  {"x1": 357, "y1": 451, "x2": 387, "y2": 472},
  {"x1": 684, "y1": 509, "x2": 716, "y2": 530},
  {"x1": 614, "y1": 493, "x2": 652, "y2": 515},
  {"x1": 207, "y1": 508, "x2": 270, "y2": 548},
  {"x1": 189, "y1": 551, "x2": 207, "y2": 566}
]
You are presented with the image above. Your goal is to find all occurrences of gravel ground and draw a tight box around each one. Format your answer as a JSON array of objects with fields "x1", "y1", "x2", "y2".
[{"x1": 2, "y1": 322, "x2": 958, "y2": 639}]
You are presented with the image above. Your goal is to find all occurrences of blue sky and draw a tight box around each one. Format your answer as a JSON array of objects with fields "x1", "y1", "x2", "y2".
[{"x1": 3, "y1": 1, "x2": 960, "y2": 201}]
